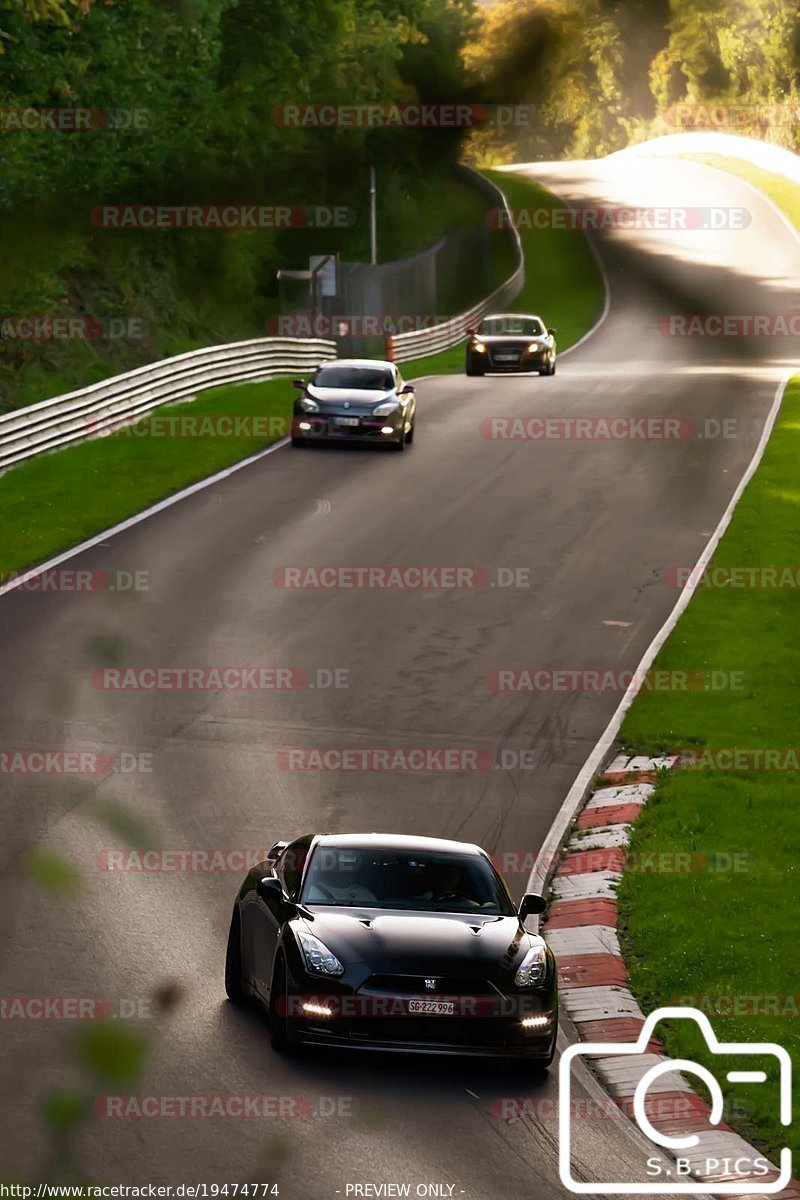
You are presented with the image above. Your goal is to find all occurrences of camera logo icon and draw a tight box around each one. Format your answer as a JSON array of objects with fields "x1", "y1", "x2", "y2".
[{"x1": 559, "y1": 1006, "x2": 792, "y2": 1194}]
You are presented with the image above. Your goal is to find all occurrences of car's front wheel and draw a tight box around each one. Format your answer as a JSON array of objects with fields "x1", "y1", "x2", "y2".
[
  {"x1": 465, "y1": 357, "x2": 485, "y2": 377},
  {"x1": 224, "y1": 910, "x2": 245, "y2": 1003},
  {"x1": 269, "y1": 957, "x2": 292, "y2": 1052}
]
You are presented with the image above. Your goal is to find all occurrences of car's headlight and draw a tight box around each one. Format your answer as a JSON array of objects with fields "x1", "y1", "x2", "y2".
[
  {"x1": 514, "y1": 944, "x2": 548, "y2": 988},
  {"x1": 527, "y1": 342, "x2": 544, "y2": 353},
  {"x1": 299, "y1": 397, "x2": 320, "y2": 413},
  {"x1": 296, "y1": 929, "x2": 345, "y2": 976},
  {"x1": 373, "y1": 400, "x2": 400, "y2": 417},
  {"x1": 472, "y1": 340, "x2": 487, "y2": 353}
]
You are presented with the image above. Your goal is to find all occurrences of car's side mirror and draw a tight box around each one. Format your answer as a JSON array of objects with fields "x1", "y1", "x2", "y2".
[
  {"x1": 266, "y1": 840, "x2": 288, "y2": 865},
  {"x1": 292, "y1": 378, "x2": 306, "y2": 389},
  {"x1": 547, "y1": 327, "x2": 557, "y2": 335},
  {"x1": 400, "y1": 384, "x2": 415, "y2": 395},
  {"x1": 518, "y1": 893, "x2": 548, "y2": 919},
  {"x1": 257, "y1": 876, "x2": 285, "y2": 904}
]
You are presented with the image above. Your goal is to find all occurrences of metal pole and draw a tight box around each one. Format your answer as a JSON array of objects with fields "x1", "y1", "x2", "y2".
[{"x1": 369, "y1": 165, "x2": 377, "y2": 265}]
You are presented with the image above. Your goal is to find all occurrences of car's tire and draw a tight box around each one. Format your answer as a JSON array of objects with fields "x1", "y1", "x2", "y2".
[
  {"x1": 269, "y1": 957, "x2": 293, "y2": 1053},
  {"x1": 405, "y1": 421, "x2": 415, "y2": 445},
  {"x1": 224, "y1": 909, "x2": 245, "y2": 1003},
  {"x1": 291, "y1": 436, "x2": 309, "y2": 447},
  {"x1": 390, "y1": 431, "x2": 406, "y2": 451},
  {"x1": 465, "y1": 358, "x2": 484, "y2": 377}
]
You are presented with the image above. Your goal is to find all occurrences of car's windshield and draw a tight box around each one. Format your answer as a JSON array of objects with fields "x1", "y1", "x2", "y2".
[
  {"x1": 478, "y1": 316, "x2": 544, "y2": 336},
  {"x1": 301, "y1": 846, "x2": 516, "y2": 914},
  {"x1": 313, "y1": 366, "x2": 394, "y2": 390}
]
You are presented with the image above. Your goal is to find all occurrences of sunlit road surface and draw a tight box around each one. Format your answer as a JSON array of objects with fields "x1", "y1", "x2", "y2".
[{"x1": 0, "y1": 154, "x2": 798, "y2": 1197}]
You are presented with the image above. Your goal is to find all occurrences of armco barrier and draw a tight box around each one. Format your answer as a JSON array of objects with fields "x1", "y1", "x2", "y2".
[
  {"x1": 387, "y1": 173, "x2": 524, "y2": 363},
  {"x1": 0, "y1": 337, "x2": 336, "y2": 473}
]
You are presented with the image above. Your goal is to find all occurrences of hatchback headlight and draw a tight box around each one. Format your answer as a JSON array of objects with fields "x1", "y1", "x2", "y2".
[
  {"x1": 514, "y1": 944, "x2": 548, "y2": 988},
  {"x1": 373, "y1": 399, "x2": 400, "y2": 417},
  {"x1": 527, "y1": 342, "x2": 544, "y2": 353},
  {"x1": 472, "y1": 340, "x2": 487, "y2": 353},
  {"x1": 296, "y1": 929, "x2": 345, "y2": 977},
  {"x1": 299, "y1": 397, "x2": 320, "y2": 413}
]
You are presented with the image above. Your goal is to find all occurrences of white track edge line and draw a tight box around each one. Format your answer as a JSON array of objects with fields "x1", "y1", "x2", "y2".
[
  {"x1": 527, "y1": 367, "x2": 793, "y2": 902},
  {"x1": 1, "y1": 174, "x2": 613, "y2": 601},
  {"x1": 0, "y1": 437, "x2": 291, "y2": 598}
]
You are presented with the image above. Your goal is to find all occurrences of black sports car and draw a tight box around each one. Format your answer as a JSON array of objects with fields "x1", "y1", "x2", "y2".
[
  {"x1": 225, "y1": 833, "x2": 558, "y2": 1065},
  {"x1": 291, "y1": 358, "x2": 416, "y2": 450},
  {"x1": 465, "y1": 313, "x2": 557, "y2": 376}
]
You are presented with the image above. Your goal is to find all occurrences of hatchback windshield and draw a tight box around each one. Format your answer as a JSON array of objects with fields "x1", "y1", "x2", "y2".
[
  {"x1": 478, "y1": 316, "x2": 544, "y2": 336},
  {"x1": 314, "y1": 366, "x2": 394, "y2": 390},
  {"x1": 301, "y1": 846, "x2": 516, "y2": 914}
]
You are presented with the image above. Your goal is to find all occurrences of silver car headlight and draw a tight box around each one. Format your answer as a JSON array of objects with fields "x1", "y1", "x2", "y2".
[
  {"x1": 373, "y1": 399, "x2": 400, "y2": 417},
  {"x1": 296, "y1": 929, "x2": 344, "y2": 976},
  {"x1": 514, "y1": 944, "x2": 548, "y2": 988},
  {"x1": 299, "y1": 397, "x2": 320, "y2": 413}
]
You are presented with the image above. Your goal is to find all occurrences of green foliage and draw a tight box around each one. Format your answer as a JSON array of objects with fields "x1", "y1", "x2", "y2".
[
  {"x1": 0, "y1": 0, "x2": 481, "y2": 411},
  {"x1": 463, "y1": 0, "x2": 799, "y2": 162}
]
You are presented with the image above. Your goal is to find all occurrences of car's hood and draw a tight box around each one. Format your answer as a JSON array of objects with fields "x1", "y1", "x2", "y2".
[
  {"x1": 476, "y1": 333, "x2": 548, "y2": 345},
  {"x1": 298, "y1": 909, "x2": 539, "y2": 973},
  {"x1": 305, "y1": 383, "x2": 396, "y2": 411}
]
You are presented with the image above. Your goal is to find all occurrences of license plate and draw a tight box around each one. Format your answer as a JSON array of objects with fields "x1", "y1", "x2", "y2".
[
  {"x1": 494, "y1": 354, "x2": 519, "y2": 362},
  {"x1": 408, "y1": 999, "x2": 455, "y2": 1015},
  {"x1": 333, "y1": 416, "x2": 360, "y2": 427}
]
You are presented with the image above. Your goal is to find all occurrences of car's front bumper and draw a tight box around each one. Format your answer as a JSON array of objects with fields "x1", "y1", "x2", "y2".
[
  {"x1": 291, "y1": 1025, "x2": 557, "y2": 1058},
  {"x1": 283, "y1": 990, "x2": 557, "y2": 1058},
  {"x1": 293, "y1": 414, "x2": 403, "y2": 443}
]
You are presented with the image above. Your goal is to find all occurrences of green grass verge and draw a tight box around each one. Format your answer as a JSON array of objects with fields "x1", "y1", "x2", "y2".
[
  {"x1": 617, "y1": 372, "x2": 800, "y2": 1163},
  {"x1": 682, "y1": 153, "x2": 800, "y2": 228},
  {"x1": 0, "y1": 380, "x2": 293, "y2": 577},
  {"x1": 0, "y1": 170, "x2": 604, "y2": 577}
]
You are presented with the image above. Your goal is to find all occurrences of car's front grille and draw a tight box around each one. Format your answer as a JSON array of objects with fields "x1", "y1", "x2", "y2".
[
  {"x1": 487, "y1": 340, "x2": 531, "y2": 366},
  {"x1": 347, "y1": 1017, "x2": 512, "y2": 1047},
  {"x1": 362, "y1": 974, "x2": 494, "y2": 996}
]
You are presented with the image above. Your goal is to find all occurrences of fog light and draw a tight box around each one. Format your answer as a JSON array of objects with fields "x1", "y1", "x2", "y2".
[
  {"x1": 298, "y1": 421, "x2": 311, "y2": 431},
  {"x1": 521, "y1": 1015, "x2": 550, "y2": 1029},
  {"x1": 302, "y1": 1001, "x2": 333, "y2": 1017},
  {"x1": 380, "y1": 426, "x2": 394, "y2": 435}
]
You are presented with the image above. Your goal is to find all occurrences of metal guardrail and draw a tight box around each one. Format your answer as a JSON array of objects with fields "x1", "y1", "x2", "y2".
[
  {"x1": 0, "y1": 337, "x2": 337, "y2": 472},
  {"x1": 387, "y1": 175, "x2": 524, "y2": 363}
]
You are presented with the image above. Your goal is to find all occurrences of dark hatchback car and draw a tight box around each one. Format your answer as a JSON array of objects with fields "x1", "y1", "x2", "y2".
[
  {"x1": 225, "y1": 833, "x2": 558, "y2": 1066},
  {"x1": 291, "y1": 359, "x2": 416, "y2": 450},
  {"x1": 465, "y1": 313, "x2": 557, "y2": 376}
]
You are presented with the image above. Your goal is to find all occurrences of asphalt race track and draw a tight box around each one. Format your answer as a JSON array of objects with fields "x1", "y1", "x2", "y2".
[{"x1": 1, "y1": 154, "x2": 798, "y2": 1197}]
